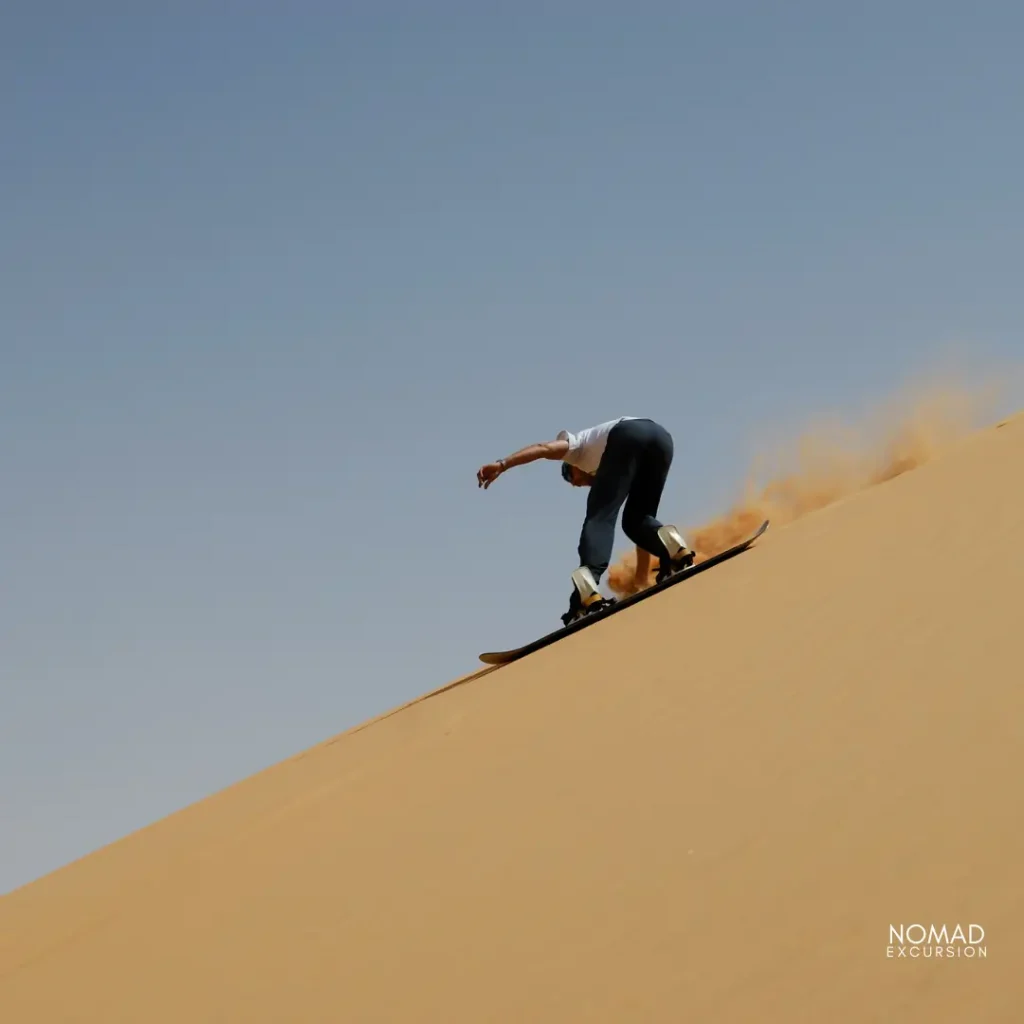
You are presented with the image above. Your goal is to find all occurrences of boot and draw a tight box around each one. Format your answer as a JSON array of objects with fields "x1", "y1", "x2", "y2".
[
  {"x1": 655, "y1": 525, "x2": 695, "y2": 584},
  {"x1": 561, "y1": 566, "x2": 613, "y2": 626}
]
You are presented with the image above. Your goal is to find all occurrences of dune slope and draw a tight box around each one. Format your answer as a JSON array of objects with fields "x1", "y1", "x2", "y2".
[{"x1": 3, "y1": 412, "x2": 1023, "y2": 1022}]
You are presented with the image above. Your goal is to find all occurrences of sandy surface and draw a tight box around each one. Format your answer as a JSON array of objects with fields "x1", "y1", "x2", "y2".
[{"x1": 3, "y1": 410, "x2": 1023, "y2": 1022}]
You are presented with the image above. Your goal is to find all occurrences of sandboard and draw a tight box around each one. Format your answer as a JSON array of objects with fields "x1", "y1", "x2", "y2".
[{"x1": 478, "y1": 519, "x2": 769, "y2": 665}]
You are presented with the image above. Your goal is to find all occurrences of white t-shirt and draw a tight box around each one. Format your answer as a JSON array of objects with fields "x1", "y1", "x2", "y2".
[{"x1": 557, "y1": 417, "x2": 636, "y2": 475}]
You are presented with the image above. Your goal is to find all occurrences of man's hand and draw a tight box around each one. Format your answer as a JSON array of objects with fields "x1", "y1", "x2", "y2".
[
  {"x1": 618, "y1": 568, "x2": 649, "y2": 596},
  {"x1": 477, "y1": 461, "x2": 505, "y2": 489},
  {"x1": 633, "y1": 547, "x2": 652, "y2": 590}
]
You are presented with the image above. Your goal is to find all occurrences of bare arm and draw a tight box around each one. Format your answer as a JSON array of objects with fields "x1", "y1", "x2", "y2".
[
  {"x1": 477, "y1": 438, "x2": 568, "y2": 488},
  {"x1": 500, "y1": 438, "x2": 569, "y2": 468}
]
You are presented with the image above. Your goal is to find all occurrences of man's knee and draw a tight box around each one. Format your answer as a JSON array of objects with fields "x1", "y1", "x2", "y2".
[
  {"x1": 621, "y1": 504, "x2": 657, "y2": 546},
  {"x1": 621, "y1": 508, "x2": 642, "y2": 542}
]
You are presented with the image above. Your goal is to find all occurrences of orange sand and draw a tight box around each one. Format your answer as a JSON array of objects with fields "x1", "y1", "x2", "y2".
[
  {"x1": 2, "y1": 409, "x2": 1023, "y2": 1022},
  {"x1": 609, "y1": 379, "x2": 999, "y2": 594}
]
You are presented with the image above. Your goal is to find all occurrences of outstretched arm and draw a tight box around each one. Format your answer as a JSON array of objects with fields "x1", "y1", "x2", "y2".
[{"x1": 477, "y1": 438, "x2": 569, "y2": 488}]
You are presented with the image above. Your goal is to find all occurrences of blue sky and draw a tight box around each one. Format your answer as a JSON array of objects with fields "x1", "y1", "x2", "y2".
[{"x1": 3, "y1": 3, "x2": 1022, "y2": 893}]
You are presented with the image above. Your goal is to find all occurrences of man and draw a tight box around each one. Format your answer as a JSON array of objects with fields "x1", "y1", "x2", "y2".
[{"x1": 476, "y1": 416, "x2": 694, "y2": 625}]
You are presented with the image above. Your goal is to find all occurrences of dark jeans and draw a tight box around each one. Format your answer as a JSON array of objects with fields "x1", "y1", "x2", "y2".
[{"x1": 578, "y1": 418, "x2": 674, "y2": 582}]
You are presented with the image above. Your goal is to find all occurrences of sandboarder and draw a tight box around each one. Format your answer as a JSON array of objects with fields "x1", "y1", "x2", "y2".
[{"x1": 476, "y1": 416, "x2": 695, "y2": 625}]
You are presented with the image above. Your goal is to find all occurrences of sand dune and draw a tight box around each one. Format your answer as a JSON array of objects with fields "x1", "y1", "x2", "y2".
[{"x1": 3, "y1": 410, "x2": 1023, "y2": 1022}]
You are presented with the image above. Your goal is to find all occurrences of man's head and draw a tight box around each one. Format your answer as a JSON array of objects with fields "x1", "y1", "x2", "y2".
[{"x1": 561, "y1": 461, "x2": 594, "y2": 487}]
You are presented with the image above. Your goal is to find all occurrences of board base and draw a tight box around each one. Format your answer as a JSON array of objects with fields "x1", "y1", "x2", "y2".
[{"x1": 478, "y1": 519, "x2": 769, "y2": 665}]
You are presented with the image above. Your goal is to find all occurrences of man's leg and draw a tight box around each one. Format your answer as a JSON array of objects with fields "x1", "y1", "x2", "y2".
[
  {"x1": 621, "y1": 422, "x2": 695, "y2": 581},
  {"x1": 620, "y1": 420, "x2": 674, "y2": 559},
  {"x1": 576, "y1": 423, "x2": 638, "y2": 582},
  {"x1": 562, "y1": 425, "x2": 638, "y2": 624}
]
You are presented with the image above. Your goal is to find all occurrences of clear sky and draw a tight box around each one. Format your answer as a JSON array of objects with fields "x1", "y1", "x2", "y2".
[{"x1": 3, "y1": 3, "x2": 1023, "y2": 893}]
